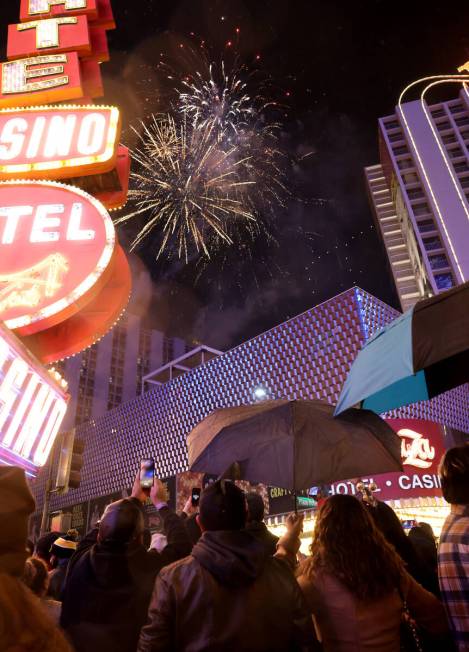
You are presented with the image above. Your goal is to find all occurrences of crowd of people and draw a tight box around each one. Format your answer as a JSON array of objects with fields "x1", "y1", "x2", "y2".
[{"x1": 0, "y1": 444, "x2": 468, "y2": 652}]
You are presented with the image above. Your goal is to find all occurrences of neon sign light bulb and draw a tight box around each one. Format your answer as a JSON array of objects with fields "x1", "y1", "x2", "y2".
[
  {"x1": 0, "y1": 357, "x2": 28, "y2": 433},
  {"x1": 5, "y1": 373, "x2": 40, "y2": 448}
]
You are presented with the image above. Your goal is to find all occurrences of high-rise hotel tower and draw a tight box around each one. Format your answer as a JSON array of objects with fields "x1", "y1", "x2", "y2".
[{"x1": 366, "y1": 80, "x2": 469, "y2": 311}]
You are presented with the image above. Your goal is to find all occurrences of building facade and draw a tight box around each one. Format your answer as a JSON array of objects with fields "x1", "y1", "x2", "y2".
[
  {"x1": 366, "y1": 86, "x2": 469, "y2": 311},
  {"x1": 31, "y1": 287, "x2": 469, "y2": 531},
  {"x1": 55, "y1": 313, "x2": 189, "y2": 430}
]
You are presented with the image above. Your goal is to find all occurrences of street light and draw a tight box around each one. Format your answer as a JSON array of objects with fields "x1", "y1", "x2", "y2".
[{"x1": 253, "y1": 386, "x2": 268, "y2": 400}]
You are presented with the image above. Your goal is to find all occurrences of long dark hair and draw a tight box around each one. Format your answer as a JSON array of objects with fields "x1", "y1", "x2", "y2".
[
  {"x1": 301, "y1": 494, "x2": 403, "y2": 601},
  {"x1": 366, "y1": 501, "x2": 422, "y2": 579}
]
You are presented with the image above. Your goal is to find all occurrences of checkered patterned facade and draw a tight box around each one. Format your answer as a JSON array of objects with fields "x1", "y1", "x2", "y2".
[{"x1": 31, "y1": 287, "x2": 469, "y2": 513}]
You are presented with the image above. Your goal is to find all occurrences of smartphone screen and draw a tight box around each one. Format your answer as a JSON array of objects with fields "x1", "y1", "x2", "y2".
[
  {"x1": 191, "y1": 487, "x2": 201, "y2": 507},
  {"x1": 140, "y1": 459, "x2": 155, "y2": 489}
]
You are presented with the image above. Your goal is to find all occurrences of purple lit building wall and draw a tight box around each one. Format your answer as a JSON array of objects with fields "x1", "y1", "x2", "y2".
[
  {"x1": 30, "y1": 286, "x2": 469, "y2": 527},
  {"x1": 366, "y1": 87, "x2": 469, "y2": 311}
]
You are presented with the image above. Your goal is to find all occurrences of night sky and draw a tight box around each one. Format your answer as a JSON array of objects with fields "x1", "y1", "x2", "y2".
[{"x1": 2, "y1": 1, "x2": 469, "y2": 349}]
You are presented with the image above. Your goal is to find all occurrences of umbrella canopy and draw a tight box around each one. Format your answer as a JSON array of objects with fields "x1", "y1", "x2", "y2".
[
  {"x1": 187, "y1": 399, "x2": 402, "y2": 491},
  {"x1": 335, "y1": 281, "x2": 469, "y2": 415}
]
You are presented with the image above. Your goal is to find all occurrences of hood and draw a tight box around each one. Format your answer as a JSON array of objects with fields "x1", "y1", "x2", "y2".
[
  {"x1": 192, "y1": 530, "x2": 268, "y2": 587},
  {"x1": 88, "y1": 543, "x2": 143, "y2": 589}
]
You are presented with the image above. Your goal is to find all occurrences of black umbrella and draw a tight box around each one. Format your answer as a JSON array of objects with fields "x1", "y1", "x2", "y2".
[{"x1": 187, "y1": 399, "x2": 402, "y2": 492}]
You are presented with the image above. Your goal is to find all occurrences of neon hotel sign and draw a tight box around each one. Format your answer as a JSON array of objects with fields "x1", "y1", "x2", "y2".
[{"x1": 0, "y1": 0, "x2": 131, "y2": 475}]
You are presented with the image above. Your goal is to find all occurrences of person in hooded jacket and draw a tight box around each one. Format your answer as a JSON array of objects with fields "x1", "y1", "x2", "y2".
[
  {"x1": 245, "y1": 492, "x2": 279, "y2": 556},
  {"x1": 60, "y1": 473, "x2": 191, "y2": 652},
  {"x1": 137, "y1": 479, "x2": 320, "y2": 652}
]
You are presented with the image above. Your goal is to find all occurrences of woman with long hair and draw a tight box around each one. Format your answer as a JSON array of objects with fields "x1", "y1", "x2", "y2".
[{"x1": 297, "y1": 494, "x2": 449, "y2": 651}]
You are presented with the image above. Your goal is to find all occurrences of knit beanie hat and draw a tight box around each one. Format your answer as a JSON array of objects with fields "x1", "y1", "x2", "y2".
[
  {"x1": 0, "y1": 466, "x2": 35, "y2": 576},
  {"x1": 50, "y1": 529, "x2": 78, "y2": 559}
]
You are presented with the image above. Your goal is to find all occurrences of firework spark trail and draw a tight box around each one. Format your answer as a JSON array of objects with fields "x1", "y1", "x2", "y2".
[
  {"x1": 119, "y1": 57, "x2": 292, "y2": 261},
  {"x1": 116, "y1": 114, "x2": 261, "y2": 261}
]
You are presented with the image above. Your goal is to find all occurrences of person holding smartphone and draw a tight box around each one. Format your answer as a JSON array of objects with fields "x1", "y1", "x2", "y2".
[{"x1": 60, "y1": 463, "x2": 191, "y2": 652}]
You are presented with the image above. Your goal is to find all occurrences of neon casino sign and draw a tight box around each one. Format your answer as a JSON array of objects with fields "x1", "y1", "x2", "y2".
[
  {"x1": 0, "y1": 0, "x2": 130, "y2": 473},
  {"x1": 0, "y1": 321, "x2": 68, "y2": 476},
  {"x1": 0, "y1": 106, "x2": 120, "y2": 179}
]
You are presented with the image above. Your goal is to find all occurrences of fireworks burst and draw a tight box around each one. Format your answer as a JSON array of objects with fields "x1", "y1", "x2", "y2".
[
  {"x1": 116, "y1": 114, "x2": 259, "y2": 261},
  {"x1": 178, "y1": 62, "x2": 256, "y2": 140},
  {"x1": 119, "y1": 57, "x2": 288, "y2": 262}
]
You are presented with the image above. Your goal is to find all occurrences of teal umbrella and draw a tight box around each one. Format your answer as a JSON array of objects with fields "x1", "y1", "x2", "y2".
[{"x1": 335, "y1": 282, "x2": 469, "y2": 415}]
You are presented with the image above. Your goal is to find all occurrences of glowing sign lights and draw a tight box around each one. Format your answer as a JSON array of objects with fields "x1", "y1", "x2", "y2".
[
  {"x1": 0, "y1": 106, "x2": 120, "y2": 178},
  {"x1": 0, "y1": 53, "x2": 83, "y2": 108},
  {"x1": 0, "y1": 181, "x2": 115, "y2": 332},
  {"x1": 0, "y1": 0, "x2": 130, "y2": 475},
  {"x1": 8, "y1": 16, "x2": 92, "y2": 60},
  {"x1": 0, "y1": 321, "x2": 68, "y2": 475},
  {"x1": 21, "y1": 0, "x2": 97, "y2": 21}
]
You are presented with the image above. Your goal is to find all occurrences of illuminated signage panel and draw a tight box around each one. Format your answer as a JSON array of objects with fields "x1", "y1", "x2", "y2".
[
  {"x1": 20, "y1": 0, "x2": 98, "y2": 22},
  {"x1": 0, "y1": 52, "x2": 83, "y2": 108},
  {"x1": 0, "y1": 321, "x2": 68, "y2": 475},
  {"x1": 0, "y1": 105, "x2": 120, "y2": 179},
  {"x1": 0, "y1": 180, "x2": 115, "y2": 333},
  {"x1": 8, "y1": 16, "x2": 91, "y2": 60},
  {"x1": 330, "y1": 419, "x2": 446, "y2": 500}
]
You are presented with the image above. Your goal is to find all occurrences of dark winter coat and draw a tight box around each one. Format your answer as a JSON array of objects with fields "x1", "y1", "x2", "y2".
[
  {"x1": 137, "y1": 529, "x2": 319, "y2": 652},
  {"x1": 61, "y1": 503, "x2": 191, "y2": 652},
  {"x1": 246, "y1": 520, "x2": 279, "y2": 556}
]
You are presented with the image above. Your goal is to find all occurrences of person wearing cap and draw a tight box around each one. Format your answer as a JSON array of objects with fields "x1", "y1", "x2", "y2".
[
  {"x1": 245, "y1": 491, "x2": 279, "y2": 556},
  {"x1": 138, "y1": 479, "x2": 319, "y2": 652},
  {"x1": 60, "y1": 472, "x2": 191, "y2": 652},
  {"x1": 35, "y1": 531, "x2": 61, "y2": 570},
  {"x1": 0, "y1": 466, "x2": 72, "y2": 651},
  {"x1": 48, "y1": 529, "x2": 78, "y2": 601}
]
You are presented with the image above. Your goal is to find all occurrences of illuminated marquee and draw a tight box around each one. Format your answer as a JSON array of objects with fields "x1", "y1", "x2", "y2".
[
  {"x1": 0, "y1": 105, "x2": 121, "y2": 179},
  {"x1": 330, "y1": 419, "x2": 446, "y2": 500},
  {"x1": 0, "y1": 320, "x2": 68, "y2": 475},
  {"x1": 0, "y1": 52, "x2": 83, "y2": 108},
  {"x1": 8, "y1": 16, "x2": 92, "y2": 59},
  {"x1": 20, "y1": 0, "x2": 99, "y2": 21},
  {"x1": 0, "y1": 0, "x2": 129, "y2": 475}
]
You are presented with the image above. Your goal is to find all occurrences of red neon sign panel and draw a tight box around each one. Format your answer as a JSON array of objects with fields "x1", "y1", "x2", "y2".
[
  {"x1": 0, "y1": 105, "x2": 120, "y2": 179},
  {"x1": 20, "y1": 0, "x2": 98, "y2": 22},
  {"x1": 8, "y1": 15, "x2": 92, "y2": 60},
  {"x1": 0, "y1": 52, "x2": 83, "y2": 108},
  {"x1": 0, "y1": 180, "x2": 115, "y2": 334}
]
